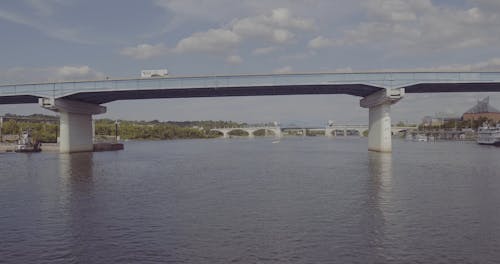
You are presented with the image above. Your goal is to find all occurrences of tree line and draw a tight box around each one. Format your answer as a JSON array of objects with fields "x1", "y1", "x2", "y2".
[{"x1": 1, "y1": 114, "x2": 255, "y2": 142}]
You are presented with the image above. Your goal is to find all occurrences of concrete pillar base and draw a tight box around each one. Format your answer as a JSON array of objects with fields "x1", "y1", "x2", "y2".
[
  {"x1": 368, "y1": 103, "x2": 392, "y2": 153},
  {"x1": 59, "y1": 112, "x2": 94, "y2": 153},
  {"x1": 361, "y1": 88, "x2": 404, "y2": 153},
  {"x1": 39, "y1": 98, "x2": 106, "y2": 153}
]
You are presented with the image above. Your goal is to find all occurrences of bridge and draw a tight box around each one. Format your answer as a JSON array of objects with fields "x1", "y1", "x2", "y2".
[
  {"x1": 209, "y1": 124, "x2": 416, "y2": 138},
  {"x1": 324, "y1": 124, "x2": 416, "y2": 137},
  {"x1": 211, "y1": 126, "x2": 282, "y2": 138},
  {"x1": 1, "y1": 71, "x2": 499, "y2": 153}
]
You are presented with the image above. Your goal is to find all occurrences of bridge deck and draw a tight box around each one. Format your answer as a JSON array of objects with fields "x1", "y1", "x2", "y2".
[{"x1": 1, "y1": 72, "x2": 500, "y2": 105}]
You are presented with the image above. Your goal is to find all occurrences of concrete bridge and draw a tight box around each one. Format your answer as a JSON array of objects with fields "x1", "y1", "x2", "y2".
[
  {"x1": 211, "y1": 126, "x2": 282, "y2": 138},
  {"x1": 1, "y1": 71, "x2": 500, "y2": 153},
  {"x1": 324, "y1": 124, "x2": 416, "y2": 137}
]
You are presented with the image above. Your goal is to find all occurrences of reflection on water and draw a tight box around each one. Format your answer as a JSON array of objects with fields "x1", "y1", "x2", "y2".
[
  {"x1": 59, "y1": 152, "x2": 94, "y2": 184},
  {"x1": 364, "y1": 152, "x2": 393, "y2": 262},
  {"x1": 58, "y1": 153, "x2": 96, "y2": 264},
  {"x1": 1, "y1": 138, "x2": 500, "y2": 263}
]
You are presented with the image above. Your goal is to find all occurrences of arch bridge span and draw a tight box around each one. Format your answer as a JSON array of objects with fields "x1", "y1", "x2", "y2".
[{"x1": 210, "y1": 126, "x2": 282, "y2": 138}]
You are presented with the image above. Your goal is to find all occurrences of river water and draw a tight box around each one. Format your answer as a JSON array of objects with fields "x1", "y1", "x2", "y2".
[{"x1": 1, "y1": 137, "x2": 500, "y2": 263}]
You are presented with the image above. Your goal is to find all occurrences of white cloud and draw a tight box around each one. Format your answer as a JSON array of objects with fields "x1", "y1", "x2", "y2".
[
  {"x1": 53, "y1": 66, "x2": 105, "y2": 81},
  {"x1": 308, "y1": 36, "x2": 336, "y2": 49},
  {"x1": 324, "y1": 0, "x2": 500, "y2": 52},
  {"x1": 231, "y1": 8, "x2": 314, "y2": 44},
  {"x1": 226, "y1": 55, "x2": 243, "y2": 65},
  {"x1": 170, "y1": 8, "x2": 314, "y2": 56},
  {"x1": 253, "y1": 46, "x2": 277, "y2": 55},
  {"x1": 411, "y1": 58, "x2": 500, "y2": 72},
  {"x1": 26, "y1": 0, "x2": 69, "y2": 16},
  {"x1": 0, "y1": 8, "x2": 91, "y2": 44},
  {"x1": 0, "y1": 66, "x2": 105, "y2": 84},
  {"x1": 120, "y1": 43, "x2": 169, "y2": 59},
  {"x1": 273, "y1": 65, "x2": 293, "y2": 74},
  {"x1": 174, "y1": 29, "x2": 240, "y2": 53},
  {"x1": 153, "y1": 0, "x2": 245, "y2": 23}
]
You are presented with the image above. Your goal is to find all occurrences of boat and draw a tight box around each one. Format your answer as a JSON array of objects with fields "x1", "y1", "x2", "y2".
[
  {"x1": 414, "y1": 134, "x2": 428, "y2": 142},
  {"x1": 15, "y1": 130, "x2": 42, "y2": 153},
  {"x1": 477, "y1": 123, "x2": 500, "y2": 145}
]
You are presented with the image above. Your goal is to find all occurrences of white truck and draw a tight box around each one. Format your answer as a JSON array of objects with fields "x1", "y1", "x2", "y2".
[{"x1": 141, "y1": 69, "x2": 168, "y2": 78}]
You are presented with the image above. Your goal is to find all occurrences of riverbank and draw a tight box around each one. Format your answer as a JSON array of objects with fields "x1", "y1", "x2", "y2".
[{"x1": 0, "y1": 142, "x2": 123, "y2": 152}]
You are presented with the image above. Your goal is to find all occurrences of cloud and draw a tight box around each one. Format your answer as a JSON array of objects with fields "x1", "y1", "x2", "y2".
[
  {"x1": 174, "y1": 29, "x2": 241, "y2": 53},
  {"x1": 308, "y1": 36, "x2": 336, "y2": 49},
  {"x1": 410, "y1": 58, "x2": 500, "y2": 72},
  {"x1": 120, "y1": 43, "x2": 169, "y2": 59},
  {"x1": 0, "y1": 8, "x2": 92, "y2": 44},
  {"x1": 171, "y1": 8, "x2": 314, "y2": 55},
  {"x1": 26, "y1": 0, "x2": 69, "y2": 16},
  {"x1": 53, "y1": 65, "x2": 105, "y2": 81},
  {"x1": 231, "y1": 8, "x2": 314, "y2": 44},
  {"x1": 252, "y1": 46, "x2": 277, "y2": 55},
  {"x1": 273, "y1": 65, "x2": 293, "y2": 74},
  {"x1": 0, "y1": 65, "x2": 105, "y2": 84},
  {"x1": 153, "y1": 0, "x2": 245, "y2": 23},
  {"x1": 225, "y1": 55, "x2": 243, "y2": 65},
  {"x1": 316, "y1": 0, "x2": 500, "y2": 53}
]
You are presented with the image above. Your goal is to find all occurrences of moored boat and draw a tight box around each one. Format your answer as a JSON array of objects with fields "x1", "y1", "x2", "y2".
[
  {"x1": 477, "y1": 124, "x2": 500, "y2": 146},
  {"x1": 15, "y1": 130, "x2": 41, "y2": 153}
]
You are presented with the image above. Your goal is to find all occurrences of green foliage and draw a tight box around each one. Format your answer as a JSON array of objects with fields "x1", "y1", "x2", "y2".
[
  {"x1": 1, "y1": 114, "x2": 267, "y2": 141},
  {"x1": 94, "y1": 119, "x2": 246, "y2": 140},
  {"x1": 1, "y1": 119, "x2": 58, "y2": 142}
]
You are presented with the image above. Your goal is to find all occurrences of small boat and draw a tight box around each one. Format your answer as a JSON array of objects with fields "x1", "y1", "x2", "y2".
[
  {"x1": 414, "y1": 134, "x2": 428, "y2": 142},
  {"x1": 272, "y1": 140, "x2": 280, "y2": 144},
  {"x1": 477, "y1": 123, "x2": 500, "y2": 146},
  {"x1": 15, "y1": 130, "x2": 42, "y2": 153}
]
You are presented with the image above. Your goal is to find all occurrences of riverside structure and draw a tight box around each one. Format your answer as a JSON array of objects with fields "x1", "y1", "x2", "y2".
[{"x1": 1, "y1": 72, "x2": 500, "y2": 153}]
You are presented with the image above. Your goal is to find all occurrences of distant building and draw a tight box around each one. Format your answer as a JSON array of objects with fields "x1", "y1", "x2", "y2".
[
  {"x1": 462, "y1": 97, "x2": 500, "y2": 122},
  {"x1": 422, "y1": 113, "x2": 461, "y2": 127}
]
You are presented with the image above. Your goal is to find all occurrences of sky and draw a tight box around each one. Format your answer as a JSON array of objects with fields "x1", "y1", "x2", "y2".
[{"x1": 1, "y1": 0, "x2": 500, "y2": 125}]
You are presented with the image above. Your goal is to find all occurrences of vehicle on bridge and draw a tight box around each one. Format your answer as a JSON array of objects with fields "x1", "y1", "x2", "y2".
[{"x1": 141, "y1": 69, "x2": 168, "y2": 78}]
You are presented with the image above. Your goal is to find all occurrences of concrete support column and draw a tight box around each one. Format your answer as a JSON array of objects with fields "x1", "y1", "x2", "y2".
[
  {"x1": 368, "y1": 103, "x2": 392, "y2": 152},
  {"x1": 59, "y1": 112, "x2": 94, "y2": 153},
  {"x1": 223, "y1": 131, "x2": 230, "y2": 138},
  {"x1": 360, "y1": 88, "x2": 404, "y2": 153},
  {"x1": 92, "y1": 119, "x2": 96, "y2": 142},
  {"x1": 248, "y1": 130, "x2": 255, "y2": 138},
  {"x1": 39, "y1": 98, "x2": 106, "y2": 153},
  {"x1": 274, "y1": 128, "x2": 282, "y2": 138},
  {"x1": 325, "y1": 128, "x2": 333, "y2": 137}
]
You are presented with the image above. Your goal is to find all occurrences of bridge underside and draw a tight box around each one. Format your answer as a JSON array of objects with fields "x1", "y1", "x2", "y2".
[
  {"x1": 404, "y1": 82, "x2": 500, "y2": 93},
  {"x1": 60, "y1": 84, "x2": 382, "y2": 104},
  {"x1": 2, "y1": 82, "x2": 500, "y2": 105},
  {"x1": 0, "y1": 95, "x2": 40, "y2": 104}
]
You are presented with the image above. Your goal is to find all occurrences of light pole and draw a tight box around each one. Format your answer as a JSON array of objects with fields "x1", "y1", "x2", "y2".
[{"x1": 115, "y1": 120, "x2": 120, "y2": 142}]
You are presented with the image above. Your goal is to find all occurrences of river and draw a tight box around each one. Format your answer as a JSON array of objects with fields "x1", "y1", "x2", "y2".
[{"x1": 1, "y1": 137, "x2": 499, "y2": 263}]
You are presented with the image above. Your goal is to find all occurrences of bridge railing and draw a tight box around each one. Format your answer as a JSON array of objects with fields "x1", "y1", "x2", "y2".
[{"x1": 2, "y1": 72, "x2": 500, "y2": 98}]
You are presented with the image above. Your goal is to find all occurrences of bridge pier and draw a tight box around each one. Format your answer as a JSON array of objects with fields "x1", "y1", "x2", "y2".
[
  {"x1": 274, "y1": 128, "x2": 282, "y2": 138},
  {"x1": 360, "y1": 89, "x2": 404, "y2": 153},
  {"x1": 40, "y1": 98, "x2": 106, "y2": 153}
]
